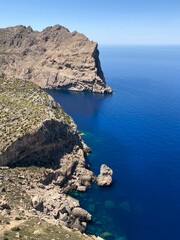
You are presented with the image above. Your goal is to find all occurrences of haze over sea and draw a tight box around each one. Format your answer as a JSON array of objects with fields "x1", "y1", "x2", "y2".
[{"x1": 47, "y1": 45, "x2": 180, "y2": 240}]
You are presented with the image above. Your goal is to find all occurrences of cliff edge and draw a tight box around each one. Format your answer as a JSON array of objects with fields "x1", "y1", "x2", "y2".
[
  {"x1": 0, "y1": 77, "x2": 82, "y2": 166},
  {"x1": 0, "y1": 25, "x2": 112, "y2": 93}
]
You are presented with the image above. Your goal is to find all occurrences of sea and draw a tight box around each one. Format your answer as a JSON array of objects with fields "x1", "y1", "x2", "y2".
[{"x1": 47, "y1": 45, "x2": 180, "y2": 240}]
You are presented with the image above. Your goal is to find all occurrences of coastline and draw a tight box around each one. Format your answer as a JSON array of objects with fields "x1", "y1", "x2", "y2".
[{"x1": 0, "y1": 78, "x2": 112, "y2": 240}]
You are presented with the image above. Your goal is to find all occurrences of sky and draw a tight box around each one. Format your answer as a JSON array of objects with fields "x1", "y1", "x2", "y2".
[{"x1": 0, "y1": 0, "x2": 180, "y2": 45}]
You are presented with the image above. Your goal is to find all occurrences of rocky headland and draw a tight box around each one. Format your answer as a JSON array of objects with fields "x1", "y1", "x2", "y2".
[
  {"x1": 0, "y1": 78, "x2": 112, "y2": 240},
  {"x1": 0, "y1": 25, "x2": 112, "y2": 93}
]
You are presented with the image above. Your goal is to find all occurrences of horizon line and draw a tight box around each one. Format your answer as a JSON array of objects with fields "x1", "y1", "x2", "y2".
[{"x1": 98, "y1": 43, "x2": 180, "y2": 46}]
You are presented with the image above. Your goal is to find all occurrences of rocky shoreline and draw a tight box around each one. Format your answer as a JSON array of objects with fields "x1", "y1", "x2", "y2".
[
  {"x1": 0, "y1": 78, "x2": 112, "y2": 239},
  {"x1": 0, "y1": 25, "x2": 112, "y2": 94}
]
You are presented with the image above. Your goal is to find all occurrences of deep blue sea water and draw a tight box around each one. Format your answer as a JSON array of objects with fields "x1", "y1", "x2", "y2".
[{"x1": 47, "y1": 45, "x2": 180, "y2": 240}]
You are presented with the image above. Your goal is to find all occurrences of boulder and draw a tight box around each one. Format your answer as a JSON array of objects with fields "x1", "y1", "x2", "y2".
[
  {"x1": 72, "y1": 207, "x2": 91, "y2": 221},
  {"x1": 66, "y1": 196, "x2": 80, "y2": 208},
  {"x1": 0, "y1": 200, "x2": 11, "y2": 210},
  {"x1": 31, "y1": 195, "x2": 44, "y2": 212},
  {"x1": 77, "y1": 185, "x2": 87, "y2": 192},
  {"x1": 72, "y1": 218, "x2": 85, "y2": 233}
]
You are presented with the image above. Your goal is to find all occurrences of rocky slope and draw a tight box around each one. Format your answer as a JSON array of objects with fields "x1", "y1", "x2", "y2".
[
  {"x1": 0, "y1": 78, "x2": 112, "y2": 239},
  {"x1": 0, "y1": 77, "x2": 83, "y2": 166},
  {"x1": 0, "y1": 166, "x2": 103, "y2": 240},
  {"x1": 0, "y1": 25, "x2": 112, "y2": 93}
]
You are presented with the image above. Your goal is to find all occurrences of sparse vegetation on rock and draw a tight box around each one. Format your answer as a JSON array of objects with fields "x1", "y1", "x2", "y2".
[
  {"x1": 0, "y1": 78, "x2": 101, "y2": 239},
  {"x1": 0, "y1": 77, "x2": 112, "y2": 239}
]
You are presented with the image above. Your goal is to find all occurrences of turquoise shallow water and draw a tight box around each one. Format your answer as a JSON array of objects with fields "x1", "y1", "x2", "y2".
[{"x1": 47, "y1": 45, "x2": 180, "y2": 240}]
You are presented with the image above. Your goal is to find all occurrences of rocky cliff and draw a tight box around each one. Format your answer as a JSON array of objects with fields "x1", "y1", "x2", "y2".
[
  {"x1": 0, "y1": 78, "x2": 112, "y2": 239},
  {"x1": 0, "y1": 77, "x2": 82, "y2": 166},
  {"x1": 0, "y1": 25, "x2": 112, "y2": 93},
  {"x1": 0, "y1": 77, "x2": 97, "y2": 236}
]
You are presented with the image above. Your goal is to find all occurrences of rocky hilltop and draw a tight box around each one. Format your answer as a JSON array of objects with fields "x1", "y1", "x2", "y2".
[
  {"x1": 0, "y1": 78, "x2": 112, "y2": 239},
  {"x1": 0, "y1": 25, "x2": 112, "y2": 93}
]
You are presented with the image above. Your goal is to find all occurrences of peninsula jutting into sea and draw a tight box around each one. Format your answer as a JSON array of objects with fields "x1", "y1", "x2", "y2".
[
  {"x1": 0, "y1": 24, "x2": 112, "y2": 240},
  {"x1": 0, "y1": 25, "x2": 112, "y2": 93}
]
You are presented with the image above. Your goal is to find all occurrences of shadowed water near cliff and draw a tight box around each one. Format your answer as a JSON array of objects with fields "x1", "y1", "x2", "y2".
[{"x1": 47, "y1": 45, "x2": 180, "y2": 240}]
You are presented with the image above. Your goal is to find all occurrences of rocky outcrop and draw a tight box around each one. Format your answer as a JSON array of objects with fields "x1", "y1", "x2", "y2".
[
  {"x1": 96, "y1": 164, "x2": 113, "y2": 186},
  {"x1": 0, "y1": 78, "x2": 112, "y2": 238},
  {"x1": 0, "y1": 165, "x2": 98, "y2": 237},
  {"x1": 0, "y1": 168, "x2": 103, "y2": 240},
  {"x1": 0, "y1": 76, "x2": 96, "y2": 186},
  {"x1": 0, "y1": 25, "x2": 112, "y2": 93},
  {"x1": 0, "y1": 78, "x2": 98, "y2": 235},
  {"x1": 0, "y1": 77, "x2": 84, "y2": 166},
  {"x1": 30, "y1": 185, "x2": 91, "y2": 232}
]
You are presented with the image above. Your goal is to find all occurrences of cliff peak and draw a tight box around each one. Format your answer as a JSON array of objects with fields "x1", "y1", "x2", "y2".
[{"x1": 0, "y1": 24, "x2": 112, "y2": 93}]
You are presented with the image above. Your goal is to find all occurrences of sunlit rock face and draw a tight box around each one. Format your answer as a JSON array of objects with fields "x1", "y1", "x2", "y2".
[{"x1": 0, "y1": 25, "x2": 112, "y2": 93}]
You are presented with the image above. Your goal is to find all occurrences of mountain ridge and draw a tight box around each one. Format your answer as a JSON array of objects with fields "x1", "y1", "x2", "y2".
[{"x1": 0, "y1": 24, "x2": 112, "y2": 93}]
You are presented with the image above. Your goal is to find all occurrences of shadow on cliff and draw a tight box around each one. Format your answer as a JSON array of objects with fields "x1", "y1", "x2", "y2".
[
  {"x1": 6, "y1": 91, "x2": 112, "y2": 169},
  {"x1": 5, "y1": 119, "x2": 82, "y2": 170}
]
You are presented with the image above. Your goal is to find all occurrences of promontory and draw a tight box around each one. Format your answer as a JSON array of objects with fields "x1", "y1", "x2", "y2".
[{"x1": 0, "y1": 25, "x2": 112, "y2": 93}]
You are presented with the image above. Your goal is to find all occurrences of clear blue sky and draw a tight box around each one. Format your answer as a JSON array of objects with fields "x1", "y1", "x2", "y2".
[{"x1": 1, "y1": 0, "x2": 180, "y2": 45}]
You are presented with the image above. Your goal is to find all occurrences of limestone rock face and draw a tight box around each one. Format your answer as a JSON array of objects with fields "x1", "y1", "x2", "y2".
[
  {"x1": 0, "y1": 78, "x2": 85, "y2": 167},
  {"x1": 0, "y1": 78, "x2": 112, "y2": 236},
  {"x1": 97, "y1": 164, "x2": 113, "y2": 186},
  {"x1": 0, "y1": 25, "x2": 112, "y2": 93}
]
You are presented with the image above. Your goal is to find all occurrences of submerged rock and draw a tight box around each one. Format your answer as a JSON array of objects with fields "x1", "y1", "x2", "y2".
[
  {"x1": 119, "y1": 201, "x2": 131, "y2": 212},
  {"x1": 100, "y1": 231, "x2": 114, "y2": 239},
  {"x1": 0, "y1": 25, "x2": 112, "y2": 93},
  {"x1": 96, "y1": 164, "x2": 113, "y2": 186},
  {"x1": 104, "y1": 200, "x2": 115, "y2": 209}
]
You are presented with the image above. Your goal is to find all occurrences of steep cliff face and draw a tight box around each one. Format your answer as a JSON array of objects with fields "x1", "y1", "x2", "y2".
[
  {"x1": 0, "y1": 25, "x2": 112, "y2": 93},
  {"x1": 0, "y1": 77, "x2": 83, "y2": 166}
]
